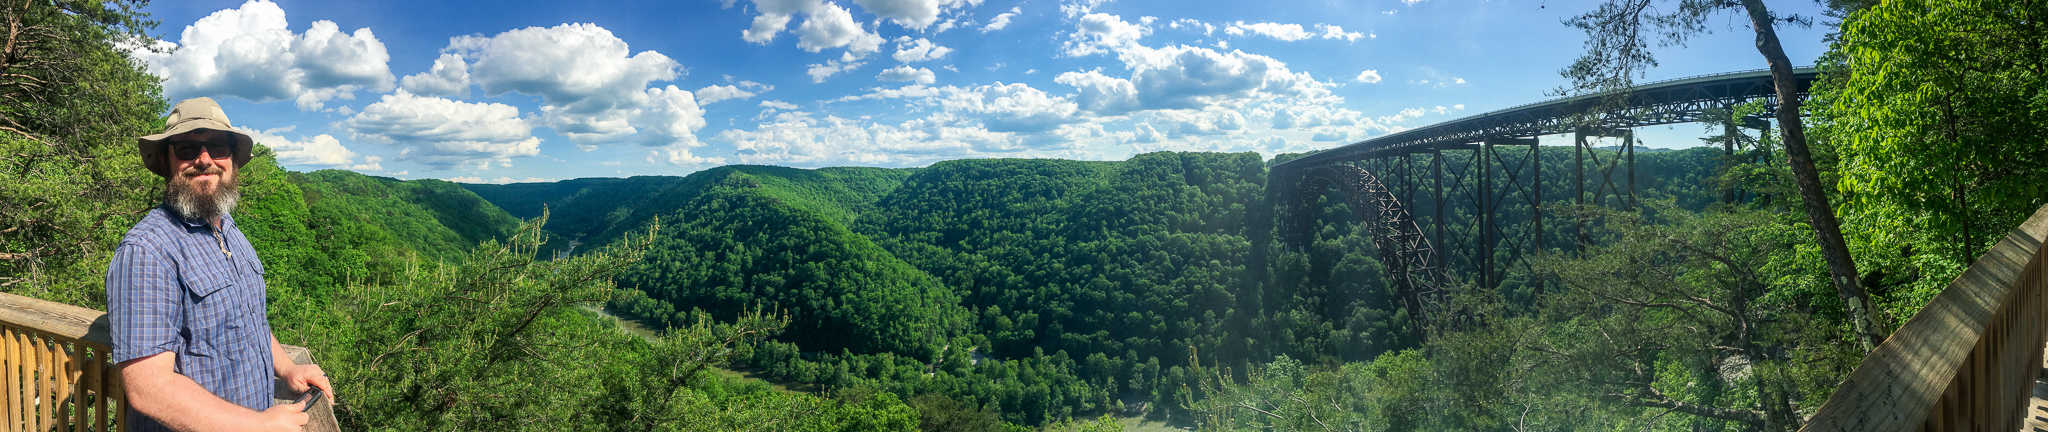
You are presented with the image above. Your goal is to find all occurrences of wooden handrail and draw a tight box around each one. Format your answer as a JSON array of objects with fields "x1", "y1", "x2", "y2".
[
  {"x1": 1801, "y1": 203, "x2": 2048, "y2": 431},
  {"x1": 0, "y1": 292, "x2": 340, "y2": 432}
]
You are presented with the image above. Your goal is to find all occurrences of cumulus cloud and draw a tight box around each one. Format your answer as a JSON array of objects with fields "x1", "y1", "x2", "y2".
[
  {"x1": 1056, "y1": 12, "x2": 1338, "y2": 118},
  {"x1": 1224, "y1": 21, "x2": 1368, "y2": 42},
  {"x1": 831, "y1": 82, "x2": 1080, "y2": 134},
  {"x1": 628, "y1": 85, "x2": 710, "y2": 147},
  {"x1": 448, "y1": 23, "x2": 680, "y2": 114},
  {"x1": 1314, "y1": 24, "x2": 1366, "y2": 42},
  {"x1": 1133, "y1": 123, "x2": 1163, "y2": 143},
  {"x1": 892, "y1": 37, "x2": 953, "y2": 62},
  {"x1": 1355, "y1": 69, "x2": 1382, "y2": 83},
  {"x1": 740, "y1": 0, "x2": 819, "y2": 43},
  {"x1": 240, "y1": 126, "x2": 380, "y2": 171},
  {"x1": 423, "y1": 23, "x2": 712, "y2": 151},
  {"x1": 1054, "y1": 69, "x2": 1139, "y2": 115},
  {"x1": 346, "y1": 90, "x2": 540, "y2": 168},
  {"x1": 399, "y1": 53, "x2": 470, "y2": 97},
  {"x1": 1224, "y1": 21, "x2": 1311, "y2": 41},
  {"x1": 982, "y1": 7, "x2": 1021, "y2": 32},
  {"x1": 760, "y1": 100, "x2": 801, "y2": 110},
  {"x1": 696, "y1": 84, "x2": 757, "y2": 104},
  {"x1": 1062, "y1": 13, "x2": 1150, "y2": 57},
  {"x1": 936, "y1": 83, "x2": 1079, "y2": 133},
  {"x1": 795, "y1": 2, "x2": 885, "y2": 55},
  {"x1": 720, "y1": 111, "x2": 997, "y2": 166},
  {"x1": 807, "y1": 57, "x2": 867, "y2": 82},
  {"x1": 128, "y1": 0, "x2": 394, "y2": 110},
  {"x1": 852, "y1": 0, "x2": 979, "y2": 30},
  {"x1": 1168, "y1": 18, "x2": 1214, "y2": 35},
  {"x1": 878, "y1": 65, "x2": 937, "y2": 84}
]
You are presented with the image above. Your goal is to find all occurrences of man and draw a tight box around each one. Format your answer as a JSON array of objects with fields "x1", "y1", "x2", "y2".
[{"x1": 106, "y1": 97, "x2": 333, "y2": 432}]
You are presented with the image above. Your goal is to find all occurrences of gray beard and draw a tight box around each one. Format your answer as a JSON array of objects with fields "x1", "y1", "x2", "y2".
[{"x1": 163, "y1": 172, "x2": 239, "y2": 224}]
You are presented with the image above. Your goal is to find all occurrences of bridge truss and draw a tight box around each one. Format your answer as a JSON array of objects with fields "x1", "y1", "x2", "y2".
[{"x1": 1270, "y1": 68, "x2": 1817, "y2": 332}]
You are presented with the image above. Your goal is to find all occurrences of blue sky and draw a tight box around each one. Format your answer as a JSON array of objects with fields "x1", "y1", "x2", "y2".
[{"x1": 132, "y1": 0, "x2": 1834, "y2": 183}]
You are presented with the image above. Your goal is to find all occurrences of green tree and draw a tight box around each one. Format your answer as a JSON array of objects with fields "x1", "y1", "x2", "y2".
[
  {"x1": 0, "y1": 0, "x2": 164, "y2": 305},
  {"x1": 1813, "y1": 0, "x2": 2048, "y2": 316},
  {"x1": 1562, "y1": 0, "x2": 1888, "y2": 351},
  {"x1": 1525, "y1": 206, "x2": 1821, "y2": 431}
]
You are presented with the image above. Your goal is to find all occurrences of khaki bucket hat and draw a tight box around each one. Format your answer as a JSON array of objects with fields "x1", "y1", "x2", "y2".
[{"x1": 137, "y1": 97, "x2": 254, "y2": 178}]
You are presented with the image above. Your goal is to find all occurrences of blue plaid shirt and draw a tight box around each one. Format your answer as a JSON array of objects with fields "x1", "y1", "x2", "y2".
[{"x1": 106, "y1": 206, "x2": 276, "y2": 431}]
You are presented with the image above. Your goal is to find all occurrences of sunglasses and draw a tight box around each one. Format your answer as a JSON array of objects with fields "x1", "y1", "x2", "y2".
[{"x1": 167, "y1": 136, "x2": 234, "y2": 161}]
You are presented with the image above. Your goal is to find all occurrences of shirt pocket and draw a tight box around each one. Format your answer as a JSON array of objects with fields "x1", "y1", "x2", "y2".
[{"x1": 177, "y1": 270, "x2": 241, "y2": 362}]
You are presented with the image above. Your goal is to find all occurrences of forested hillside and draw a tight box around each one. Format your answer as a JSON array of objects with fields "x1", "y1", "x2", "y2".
[{"x1": 469, "y1": 147, "x2": 1728, "y2": 427}]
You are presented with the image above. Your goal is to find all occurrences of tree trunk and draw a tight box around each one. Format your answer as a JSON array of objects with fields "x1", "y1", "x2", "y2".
[{"x1": 1738, "y1": 0, "x2": 1886, "y2": 351}]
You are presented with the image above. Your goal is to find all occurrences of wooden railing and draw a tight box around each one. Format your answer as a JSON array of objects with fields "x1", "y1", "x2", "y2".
[
  {"x1": 0, "y1": 292, "x2": 339, "y2": 432},
  {"x1": 1801, "y1": 203, "x2": 2048, "y2": 431}
]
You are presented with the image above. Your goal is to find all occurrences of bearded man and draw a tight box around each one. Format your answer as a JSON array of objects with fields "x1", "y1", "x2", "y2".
[{"x1": 105, "y1": 97, "x2": 332, "y2": 432}]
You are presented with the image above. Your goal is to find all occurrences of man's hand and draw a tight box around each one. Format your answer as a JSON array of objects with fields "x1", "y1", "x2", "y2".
[
  {"x1": 277, "y1": 363, "x2": 333, "y2": 400},
  {"x1": 256, "y1": 401, "x2": 310, "y2": 432}
]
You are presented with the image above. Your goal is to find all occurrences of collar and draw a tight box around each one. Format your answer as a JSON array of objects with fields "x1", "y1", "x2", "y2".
[{"x1": 162, "y1": 204, "x2": 232, "y2": 231}]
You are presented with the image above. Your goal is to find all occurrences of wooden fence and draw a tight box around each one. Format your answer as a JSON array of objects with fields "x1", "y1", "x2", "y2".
[
  {"x1": 0, "y1": 292, "x2": 338, "y2": 432},
  {"x1": 1801, "y1": 203, "x2": 2048, "y2": 431}
]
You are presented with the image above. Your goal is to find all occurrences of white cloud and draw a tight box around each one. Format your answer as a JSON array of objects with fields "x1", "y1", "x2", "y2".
[
  {"x1": 653, "y1": 146, "x2": 727, "y2": 167},
  {"x1": 878, "y1": 65, "x2": 937, "y2": 84},
  {"x1": 831, "y1": 82, "x2": 1079, "y2": 134},
  {"x1": 760, "y1": 100, "x2": 800, "y2": 110},
  {"x1": 1168, "y1": 18, "x2": 1214, "y2": 36},
  {"x1": 945, "y1": 83, "x2": 1078, "y2": 133},
  {"x1": 1150, "y1": 108, "x2": 1245, "y2": 136},
  {"x1": 1133, "y1": 123, "x2": 1163, "y2": 143},
  {"x1": 1059, "y1": 0, "x2": 1113, "y2": 18},
  {"x1": 448, "y1": 23, "x2": 680, "y2": 114},
  {"x1": 629, "y1": 85, "x2": 710, "y2": 147},
  {"x1": 432, "y1": 23, "x2": 711, "y2": 151},
  {"x1": 1355, "y1": 69, "x2": 1382, "y2": 84},
  {"x1": 892, "y1": 37, "x2": 953, "y2": 62},
  {"x1": 1062, "y1": 13, "x2": 1150, "y2": 57},
  {"x1": 240, "y1": 126, "x2": 379, "y2": 170},
  {"x1": 741, "y1": 0, "x2": 819, "y2": 43},
  {"x1": 346, "y1": 90, "x2": 541, "y2": 168},
  {"x1": 1377, "y1": 107, "x2": 1428, "y2": 124},
  {"x1": 1223, "y1": 21, "x2": 1365, "y2": 43},
  {"x1": 982, "y1": 7, "x2": 1021, "y2": 32},
  {"x1": 1224, "y1": 21, "x2": 1311, "y2": 41},
  {"x1": 1122, "y1": 45, "x2": 1326, "y2": 110},
  {"x1": 696, "y1": 84, "x2": 757, "y2": 104},
  {"x1": 720, "y1": 111, "x2": 987, "y2": 166},
  {"x1": 851, "y1": 0, "x2": 979, "y2": 30},
  {"x1": 794, "y1": 2, "x2": 885, "y2": 55},
  {"x1": 1314, "y1": 24, "x2": 1365, "y2": 42},
  {"x1": 807, "y1": 57, "x2": 867, "y2": 82},
  {"x1": 399, "y1": 53, "x2": 470, "y2": 97},
  {"x1": 129, "y1": 0, "x2": 394, "y2": 110},
  {"x1": 1055, "y1": 69, "x2": 1139, "y2": 115},
  {"x1": 294, "y1": 20, "x2": 394, "y2": 91}
]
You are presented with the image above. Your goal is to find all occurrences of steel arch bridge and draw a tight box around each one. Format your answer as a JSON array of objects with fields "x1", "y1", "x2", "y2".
[{"x1": 1268, "y1": 67, "x2": 1819, "y2": 332}]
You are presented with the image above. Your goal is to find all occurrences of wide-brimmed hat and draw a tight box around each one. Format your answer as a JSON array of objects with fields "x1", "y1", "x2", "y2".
[{"x1": 137, "y1": 97, "x2": 254, "y2": 178}]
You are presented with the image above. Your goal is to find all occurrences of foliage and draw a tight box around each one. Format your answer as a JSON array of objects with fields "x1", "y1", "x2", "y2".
[
  {"x1": 1813, "y1": 0, "x2": 2048, "y2": 320},
  {"x1": 0, "y1": 0, "x2": 165, "y2": 305}
]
